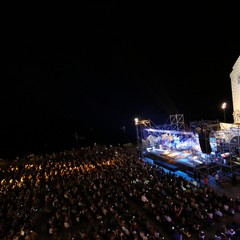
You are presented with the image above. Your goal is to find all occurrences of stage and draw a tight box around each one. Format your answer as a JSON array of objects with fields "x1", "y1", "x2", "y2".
[
  {"x1": 143, "y1": 148, "x2": 220, "y2": 176},
  {"x1": 135, "y1": 118, "x2": 240, "y2": 179}
]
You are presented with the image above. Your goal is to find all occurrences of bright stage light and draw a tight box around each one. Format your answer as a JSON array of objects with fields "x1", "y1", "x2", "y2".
[
  {"x1": 221, "y1": 102, "x2": 227, "y2": 109},
  {"x1": 221, "y1": 102, "x2": 227, "y2": 122},
  {"x1": 134, "y1": 118, "x2": 139, "y2": 125}
]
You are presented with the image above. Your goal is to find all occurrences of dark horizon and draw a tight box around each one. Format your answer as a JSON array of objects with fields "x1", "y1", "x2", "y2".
[
  {"x1": 0, "y1": 114, "x2": 229, "y2": 160},
  {"x1": 0, "y1": 122, "x2": 137, "y2": 159}
]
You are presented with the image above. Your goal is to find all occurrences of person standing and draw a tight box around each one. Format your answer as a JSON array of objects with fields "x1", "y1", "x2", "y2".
[{"x1": 204, "y1": 175, "x2": 209, "y2": 185}]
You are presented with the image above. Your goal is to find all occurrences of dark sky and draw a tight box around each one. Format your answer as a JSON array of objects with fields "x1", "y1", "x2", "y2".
[{"x1": 1, "y1": 4, "x2": 240, "y2": 158}]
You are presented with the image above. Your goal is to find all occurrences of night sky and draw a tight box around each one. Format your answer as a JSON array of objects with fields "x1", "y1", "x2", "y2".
[{"x1": 1, "y1": 5, "x2": 240, "y2": 158}]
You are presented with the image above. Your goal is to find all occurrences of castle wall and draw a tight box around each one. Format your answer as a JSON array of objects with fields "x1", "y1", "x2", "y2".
[{"x1": 230, "y1": 56, "x2": 240, "y2": 123}]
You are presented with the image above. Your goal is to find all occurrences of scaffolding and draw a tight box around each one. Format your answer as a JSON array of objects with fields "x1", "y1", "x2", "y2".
[
  {"x1": 135, "y1": 116, "x2": 240, "y2": 175},
  {"x1": 189, "y1": 121, "x2": 240, "y2": 175},
  {"x1": 188, "y1": 120, "x2": 222, "y2": 174},
  {"x1": 214, "y1": 123, "x2": 240, "y2": 173},
  {"x1": 156, "y1": 114, "x2": 186, "y2": 131},
  {"x1": 135, "y1": 114, "x2": 192, "y2": 158},
  {"x1": 137, "y1": 114, "x2": 190, "y2": 141},
  {"x1": 134, "y1": 118, "x2": 152, "y2": 158},
  {"x1": 169, "y1": 114, "x2": 185, "y2": 131}
]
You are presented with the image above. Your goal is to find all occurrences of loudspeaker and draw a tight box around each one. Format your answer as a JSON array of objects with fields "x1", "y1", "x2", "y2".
[{"x1": 199, "y1": 131, "x2": 212, "y2": 154}]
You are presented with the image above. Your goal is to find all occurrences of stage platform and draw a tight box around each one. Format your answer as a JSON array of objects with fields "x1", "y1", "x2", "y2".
[{"x1": 144, "y1": 149, "x2": 212, "y2": 176}]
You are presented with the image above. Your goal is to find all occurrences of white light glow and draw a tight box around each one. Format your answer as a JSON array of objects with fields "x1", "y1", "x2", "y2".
[
  {"x1": 134, "y1": 118, "x2": 139, "y2": 125},
  {"x1": 222, "y1": 102, "x2": 227, "y2": 109}
]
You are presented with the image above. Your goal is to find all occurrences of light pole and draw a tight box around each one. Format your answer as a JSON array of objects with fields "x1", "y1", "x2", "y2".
[
  {"x1": 221, "y1": 102, "x2": 227, "y2": 122},
  {"x1": 134, "y1": 118, "x2": 139, "y2": 145},
  {"x1": 134, "y1": 118, "x2": 140, "y2": 157}
]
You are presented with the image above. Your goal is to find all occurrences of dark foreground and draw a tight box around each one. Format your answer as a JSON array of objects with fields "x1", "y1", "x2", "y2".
[{"x1": 1, "y1": 144, "x2": 240, "y2": 239}]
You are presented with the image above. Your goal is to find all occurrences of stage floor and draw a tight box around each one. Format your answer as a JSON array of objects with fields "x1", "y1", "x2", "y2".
[{"x1": 144, "y1": 148, "x2": 212, "y2": 173}]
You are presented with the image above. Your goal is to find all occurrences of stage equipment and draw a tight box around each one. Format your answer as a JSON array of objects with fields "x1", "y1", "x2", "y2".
[{"x1": 198, "y1": 129, "x2": 212, "y2": 154}]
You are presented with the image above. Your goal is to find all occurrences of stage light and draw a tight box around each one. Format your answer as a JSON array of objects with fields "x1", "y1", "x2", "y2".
[
  {"x1": 134, "y1": 118, "x2": 139, "y2": 125},
  {"x1": 221, "y1": 102, "x2": 227, "y2": 122},
  {"x1": 134, "y1": 117, "x2": 140, "y2": 155}
]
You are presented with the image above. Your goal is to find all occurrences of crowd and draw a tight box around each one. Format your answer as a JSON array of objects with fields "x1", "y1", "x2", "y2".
[{"x1": 0, "y1": 144, "x2": 240, "y2": 239}]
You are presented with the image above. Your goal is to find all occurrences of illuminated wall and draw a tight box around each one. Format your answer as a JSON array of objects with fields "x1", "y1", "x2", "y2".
[{"x1": 230, "y1": 56, "x2": 240, "y2": 123}]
